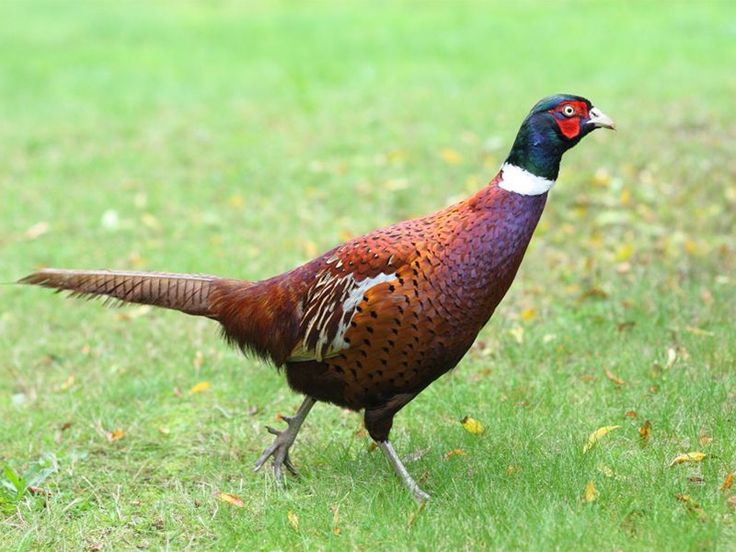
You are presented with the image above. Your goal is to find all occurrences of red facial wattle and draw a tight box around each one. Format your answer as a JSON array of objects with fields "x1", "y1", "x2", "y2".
[
  {"x1": 556, "y1": 117, "x2": 580, "y2": 139},
  {"x1": 550, "y1": 100, "x2": 590, "y2": 139}
]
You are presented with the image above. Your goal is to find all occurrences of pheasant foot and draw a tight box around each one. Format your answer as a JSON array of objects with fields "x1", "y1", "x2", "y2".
[{"x1": 254, "y1": 396, "x2": 316, "y2": 484}]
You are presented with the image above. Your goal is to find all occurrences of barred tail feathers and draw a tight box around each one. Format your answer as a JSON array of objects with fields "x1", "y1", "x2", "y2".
[{"x1": 19, "y1": 268, "x2": 220, "y2": 317}]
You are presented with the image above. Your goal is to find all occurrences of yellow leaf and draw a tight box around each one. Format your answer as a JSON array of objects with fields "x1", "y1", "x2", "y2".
[
  {"x1": 302, "y1": 240, "x2": 318, "y2": 257},
  {"x1": 520, "y1": 308, "x2": 537, "y2": 322},
  {"x1": 604, "y1": 368, "x2": 625, "y2": 386},
  {"x1": 193, "y1": 350, "x2": 204, "y2": 370},
  {"x1": 216, "y1": 492, "x2": 244, "y2": 508},
  {"x1": 620, "y1": 188, "x2": 631, "y2": 205},
  {"x1": 583, "y1": 481, "x2": 599, "y2": 503},
  {"x1": 228, "y1": 194, "x2": 245, "y2": 209},
  {"x1": 58, "y1": 375, "x2": 75, "y2": 392},
  {"x1": 440, "y1": 148, "x2": 462, "y2": 165},
  {"x1": 189, "y1": 381, "x2": 211, "y2": 395},
  {"x1": 509, "y1": 325, "x2": 524, "y2": 344},
  {"x1": 669, "y1": 452, "x2": 706, "y2": 467},
  {"x1": 639, "y1": 420, "x2": 652, "y2": 444},
  {"x1": 287, "y1": 510, "x2": 299, "y2": 530},
  {"x1": 25, "y1": 221, "x2": 50, "y2": 240},
  {"x1": 444, "y1": 448, "x2": 466, "y2": 459},
  {"x1": 107, "y1": 429, "x2": 125, "y2": 442},
  {"x1": 720, "y1": 473, "x2": 733, "y2": 492},
  {"x1": 461, "y1": 416, "x2": 485, "y2": 435},
  {"x1": 583, "y1": 425, "x2": 621, "y2": 454},
  {"x1": 614, "y1": 243, "x2": 634, "y2": 262}
]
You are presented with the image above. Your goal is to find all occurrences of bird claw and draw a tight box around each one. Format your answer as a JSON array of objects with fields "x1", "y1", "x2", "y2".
[{"x1": 253, "y1": 417, "x2": 302, "y2": 483}]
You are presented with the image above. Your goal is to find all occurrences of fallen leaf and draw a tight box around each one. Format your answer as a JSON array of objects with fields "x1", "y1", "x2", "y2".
[
  {"x1": 302, "y1": 240, "x2": 318, "y2": 257},
  {"x1": 57, "y1": 375, "x2": 75, "y2": 392},
  {"x1": 720, "y1": 473, "x2": 733, "y2": 492},
  {"x1": 604, "y1": 368, "x2": 625, "y2": 386},
  {"x1": 107, "y1": 429, "x2": 125, "y2": 442},
  {"x1": 444, "y1": 448, "x2": 466, "y2": 459},
  {"x1": 580, "y1": 287, "x2": 609, "y2": 301},
  {"x1": 25, "y1": 222, "x2": 49, "y2": 240},
  {"x1": 583, "y1": 481, "x2": 599, "y2": 503},
  {"x1": 699, "y1": 432, "x2": 712, "y2": 447},
  {"x1": 669, "y1": 452, "x2": 706, "y2": 467},
  {"x1": 287, "y1": 510, "x2": 299, "y2": 530},
  {"x1": 227, "y1": 194, "x2": 245, "y2": 209},
  {"x1": 158, "y1": 427, "x2": 171, "y2": 435},
  {"x1": 193, "y1": 351, "x2": 204, "y2": 371},
  {"x1": 665, "y1": 347, "x2": 677, "y2": 369},
  {"x1": 615, "y1": 243, "x2": 634, "y2": 262},
  {"x1": 216, "y1": 492, "x2": 244, "y2": 508},
  {"x1": 461, "y1": 416, "x2": 485, "y2": 435},
  {"x1": 583, "y1": 425, "x2": 621, "y2": 454},
  {"x1": 688, "y1": 475, "x2": 705, "y2": 485},
  {"x1": 439, "y1": 148, "x2": 462, "y2": 165},
  {"x1": 520, "y1": 308, "x2": 537, "y2": 322},
  {"x1": 625, "y1": 410, "x2": 638, "y2": 419},
  {"x1": 506, "y1": 464, "x2": 521, "y2": 475},
  {"x1": 684, "y1": 326, "x2": 714, "y2": 337},
  {"x1": 675, "y1": 494, "x2": 705, "y2": 520},
  {"x1": 509, "y1": 325, "x2": 524, "y2": 344},
  {"x1": 189, "y1": 381, "x2": 211, "y2": 395},
  {"x1": 639, "y1": 420, "x2": 652, "y2": 445}
]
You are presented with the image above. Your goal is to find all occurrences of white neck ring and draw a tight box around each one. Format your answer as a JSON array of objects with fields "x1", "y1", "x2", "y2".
[{"x1": 498, "y1": 163, "x2": 555, "y2": 196}]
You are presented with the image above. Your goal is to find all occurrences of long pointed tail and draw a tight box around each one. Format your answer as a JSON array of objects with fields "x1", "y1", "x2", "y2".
[{"x1": 19, "y1": 268, "x2": 222, "y2": 317}]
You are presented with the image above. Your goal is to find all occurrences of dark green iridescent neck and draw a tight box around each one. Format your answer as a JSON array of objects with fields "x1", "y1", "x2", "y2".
[{"x1": 505, "y1": 118, "x2": 565, "y2": 181}]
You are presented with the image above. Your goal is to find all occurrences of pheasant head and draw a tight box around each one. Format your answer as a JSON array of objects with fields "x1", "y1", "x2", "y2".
[{"x1": 501, "y1": 94, "x2": 615, "y2": 195}]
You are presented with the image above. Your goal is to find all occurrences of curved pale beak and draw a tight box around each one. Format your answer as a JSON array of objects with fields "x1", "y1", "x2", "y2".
[{"x1": 588, "y1": 106, "x2": 616, "y2": 130}]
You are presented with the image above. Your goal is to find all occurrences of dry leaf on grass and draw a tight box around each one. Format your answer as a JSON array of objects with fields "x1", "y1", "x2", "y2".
[
  {"x1": 189, "y1": 381, "x2": 211, "y2": 394},
  {"x1": 216, "y1": 492, "x2": 244, "y2": 508},
  {"x1": 675, "y1": 494, "x2": 705, "y2": 520},
  {"x1": 639, "y1": 420, "x2": 652, "y2": 445},
  {"x1": 444, "y1": 449, "x2": 466, "y2": 459},
  {"x1": 287, "y1": 511, "x2": 299, "y2": 530},
  {"x1": 669, "y1": 452, "x2": 706, "y2": 467},
  {"x1": 107, "y1": 429, "x2": 125, "y2": 442},
  {"x1": 57, "y1": 375, "x2": 75, "y2": 392},
  {"x1": 583, "y1": 481, "x2": 599, "y2": 503},
  {"x1": 583, "y1": 426, "x2": 620, "y2": 453},
  {"x1": 461, "y1": 416, "x2": 485, "y2": 435},
  {"x1": 604, "y1": 368, "x2": 625, "y2": 386},
  {"x1": 720, "y1": 473, "x2": 733, "y2": 492}
]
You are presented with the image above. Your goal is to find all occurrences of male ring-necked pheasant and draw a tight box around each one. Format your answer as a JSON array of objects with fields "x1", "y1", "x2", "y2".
[{"x1": 21, "y1": 94, "x2": 614, "y2": 502}]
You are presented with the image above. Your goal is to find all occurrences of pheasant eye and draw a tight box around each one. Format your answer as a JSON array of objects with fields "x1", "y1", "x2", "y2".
[{"x1": 562, "y1": 105, "x2": 576, "y2": 117}]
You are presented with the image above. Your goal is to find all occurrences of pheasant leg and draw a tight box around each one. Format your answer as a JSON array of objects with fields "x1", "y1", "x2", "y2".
[
  {"x1": 378, "y1": 440, "x2": 430, "y2": 503},
  {"x1": 254, "y1": 396, "x2": 316, "y2": 484}
]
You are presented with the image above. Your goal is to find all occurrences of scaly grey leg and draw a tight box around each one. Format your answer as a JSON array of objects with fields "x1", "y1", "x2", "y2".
[
  {"x1": 378, "y1": 440, "x2": 430, "y2": 503},
  {"x1": 254, "y1": 396, "x2": 316, "y2": 484}
]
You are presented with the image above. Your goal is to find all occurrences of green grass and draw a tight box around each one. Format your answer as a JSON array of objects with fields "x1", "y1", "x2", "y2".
[{"x1": 2, "y1": 1, "x2": 735, "y2": 549}]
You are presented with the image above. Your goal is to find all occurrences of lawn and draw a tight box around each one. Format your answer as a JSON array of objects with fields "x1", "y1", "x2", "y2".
[{"x1": 1, "y1": 1, "x2": 735, "y2": 550}]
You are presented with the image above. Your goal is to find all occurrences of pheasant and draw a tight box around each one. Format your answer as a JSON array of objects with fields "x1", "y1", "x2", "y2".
[{"x1": 20, "y1": 94, "x2": 614, "y2": 502}]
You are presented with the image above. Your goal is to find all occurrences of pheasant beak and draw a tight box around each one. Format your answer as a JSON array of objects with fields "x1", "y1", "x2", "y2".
[{"x1": 588, "y1": 107, "x2": 616, "y2": 130}]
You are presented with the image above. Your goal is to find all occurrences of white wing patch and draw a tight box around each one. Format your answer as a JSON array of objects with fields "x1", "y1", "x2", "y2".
[{"x1": 288, "y1": 270, "x2": 396, "y2": 362}]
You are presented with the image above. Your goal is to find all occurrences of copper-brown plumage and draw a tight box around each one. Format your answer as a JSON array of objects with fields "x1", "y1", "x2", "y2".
[{"x1": 20, "y1": 95, "x2": 614, "y2": 502}]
